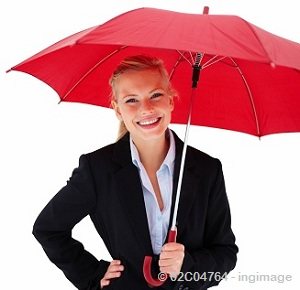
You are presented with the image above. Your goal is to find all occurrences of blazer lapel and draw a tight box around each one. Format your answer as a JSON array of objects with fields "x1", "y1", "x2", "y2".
[{"x1": 112, "y1": 134, "x2": 154, "y2": 256}]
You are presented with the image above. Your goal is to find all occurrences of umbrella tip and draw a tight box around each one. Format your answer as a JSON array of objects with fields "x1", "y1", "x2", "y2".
[{"x1": 203, "y1": 6, "x2": 209, "y2": 14}]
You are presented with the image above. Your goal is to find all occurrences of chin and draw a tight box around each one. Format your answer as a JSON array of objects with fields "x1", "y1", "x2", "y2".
[{"x1": 140, "y1": 128, "x2": 168, "y2": 141}]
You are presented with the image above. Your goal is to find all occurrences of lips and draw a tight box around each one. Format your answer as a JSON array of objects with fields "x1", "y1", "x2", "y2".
[{"x1": 137, "y1": 117, "x2": 161, "y2": 127}]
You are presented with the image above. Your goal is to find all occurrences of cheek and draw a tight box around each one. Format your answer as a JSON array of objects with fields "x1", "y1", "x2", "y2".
[
  {"x1": 118, "y1": 106, "x2": 136, "y2": 120},
  {"x1": 162, "y1": 99, "x2": 174, "y2": 113}
]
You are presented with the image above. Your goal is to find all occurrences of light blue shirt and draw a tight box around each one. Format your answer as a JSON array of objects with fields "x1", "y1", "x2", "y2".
[{"x1": 130, "y1": 129, "x2": 176, "y2": 255}]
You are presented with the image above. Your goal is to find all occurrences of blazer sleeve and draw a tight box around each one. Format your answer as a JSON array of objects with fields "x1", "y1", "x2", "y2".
[
  {"x1": 32, "y1": 155, "x2": 110, "y2": 290},
  {"x1": 170, "y1": 159, "x2": 238, "y2": 290}
]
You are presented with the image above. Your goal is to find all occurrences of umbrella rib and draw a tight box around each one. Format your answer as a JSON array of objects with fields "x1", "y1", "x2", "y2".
[
  {"x1": 61, "y1": 46, "x2": 128, "y2": 101},
  {"x1": 189, "y1": 51, "x2": 196, "y2": 64},
  {"x1": 202, "y1": 56, "x2": 227, "y2": 69},
  {"x1": 175, "y1": 50, "x2": 193, "y2": 65},
  {"x1": 229, "y1": 57, "x2": 261, "y2": 136},
  {"x1": 169, "y1": 53, "x2": 185, "y2": 81}
]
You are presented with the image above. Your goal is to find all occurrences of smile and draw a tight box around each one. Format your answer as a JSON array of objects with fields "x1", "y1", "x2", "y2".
[{"x1": 137, "y1": 117, "x2": 161, "y2": 126}]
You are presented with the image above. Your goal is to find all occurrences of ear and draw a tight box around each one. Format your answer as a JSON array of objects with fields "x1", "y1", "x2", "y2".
[
  {"x1": 111, "y1": 100, "x2": 123, "y2": 121},
  {"x1": 169, "y1": 96, "x2": 175, "y2": 112}
]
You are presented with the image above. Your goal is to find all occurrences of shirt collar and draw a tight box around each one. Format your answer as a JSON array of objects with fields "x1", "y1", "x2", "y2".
[{"x1": 130, "y1": 129, "x2": 176, "y2": 173}]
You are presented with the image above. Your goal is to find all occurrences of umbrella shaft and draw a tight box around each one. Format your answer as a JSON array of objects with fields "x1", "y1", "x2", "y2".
[{"x1": 171, "y1": 87, "x2": 198, "y2": 229}]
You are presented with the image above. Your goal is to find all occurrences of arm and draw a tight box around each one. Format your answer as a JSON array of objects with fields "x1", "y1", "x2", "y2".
[{"x1": 32, "y1": 155, "x2": 110, "y2": 290}]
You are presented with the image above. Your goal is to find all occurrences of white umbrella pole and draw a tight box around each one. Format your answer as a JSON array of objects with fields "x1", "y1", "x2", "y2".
[{"x1": 170, "y1": 52, "x2": 203, "y2": 231}]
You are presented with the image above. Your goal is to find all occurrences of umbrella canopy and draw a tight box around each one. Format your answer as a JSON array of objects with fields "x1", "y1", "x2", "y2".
[{"x1": 8, "y1": 7, "x2": 300, "y2": 137}]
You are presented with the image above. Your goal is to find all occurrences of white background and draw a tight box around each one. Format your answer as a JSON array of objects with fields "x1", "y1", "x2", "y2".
[{"x1": 1, "y1": 0, "x2": 300, "y2": 289}]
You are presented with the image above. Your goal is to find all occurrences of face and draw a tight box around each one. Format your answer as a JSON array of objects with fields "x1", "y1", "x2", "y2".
[{"x1": 112, "y1": 69, "x2": 174, "y2": 144}]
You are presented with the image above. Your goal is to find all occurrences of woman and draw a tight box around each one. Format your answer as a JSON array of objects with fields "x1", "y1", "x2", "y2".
[{"x1": 33, "y1": 55, "x2": 238, "y2": 290}]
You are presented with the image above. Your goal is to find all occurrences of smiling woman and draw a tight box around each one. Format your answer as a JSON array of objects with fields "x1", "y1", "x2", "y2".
[
  {"x1": 112, "y1": 67, "x2": 174, "y2": 144},
  {"x1": 109, "y1": 55, "x2": 177, "y2": 142},
  {"x1": 32, "y1": 55, "x2": 238, "y2": 290}
]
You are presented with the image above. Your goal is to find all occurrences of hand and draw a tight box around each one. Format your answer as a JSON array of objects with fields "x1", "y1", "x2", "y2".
[
  {"x1": 100, "y1": 260, "x2": 124, "y2": 288},
  {"x1": 159, "y1": 242, "x2": 185, "y2": 279}
]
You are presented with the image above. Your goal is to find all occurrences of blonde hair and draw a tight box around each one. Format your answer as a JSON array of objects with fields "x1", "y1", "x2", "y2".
[{"x1": 109, "y1": 55, "x2": 176, "y2": 140}]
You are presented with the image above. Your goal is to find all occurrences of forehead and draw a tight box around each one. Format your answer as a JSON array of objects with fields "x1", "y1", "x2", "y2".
[{"x1": 115, "y1": 69, "x2": 168, "y2": 93}]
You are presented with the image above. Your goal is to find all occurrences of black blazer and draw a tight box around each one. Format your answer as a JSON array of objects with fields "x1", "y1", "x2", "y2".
[{"x1": 33, "y1": 131, "x2": 238, "y2": 290}]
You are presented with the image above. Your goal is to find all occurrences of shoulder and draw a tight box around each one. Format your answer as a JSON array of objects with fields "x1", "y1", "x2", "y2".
[
  {"x1": 80, "y1": 133, "x2": 131, "y2": 171},
  {"x1": 188, "y1": 144, "x2": 219, "y2": 162},
  {"x1": 172, "y1": 129, "x2": 221, "y2": 168},
  {"x1": 83, "y1": 142, "x2": 116, "y2": 169},
  {"x1": 187, "y1": 144, "x2": 222, "y2": 171},
  {"x1": 86, "y1": 142, "x2": 116, "y2": 159}
]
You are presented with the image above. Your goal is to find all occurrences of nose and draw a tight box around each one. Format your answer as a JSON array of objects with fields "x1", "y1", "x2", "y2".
[{"x1": 140, "y1": 99, "x2": 154, "y2": 115}]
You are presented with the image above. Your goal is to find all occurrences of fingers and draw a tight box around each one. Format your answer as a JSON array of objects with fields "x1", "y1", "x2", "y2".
[
  {"x1": 100, "y1": 260, "x2": 124, "y2": 288},
  {"x1": 159, "y1": 243, "x2": 185, "y2": 277},
  {"x1": 107, "y1": 260, "x2": 124, "y2": 278},
  {"x1": 160, "y1": 242, "x2": 185, "y2": 261},
  {"x1": 162, "y1": 242, "x2": 185, "y2": 252}
]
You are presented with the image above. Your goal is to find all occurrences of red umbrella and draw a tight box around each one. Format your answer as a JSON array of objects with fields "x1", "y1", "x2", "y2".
[
  {"x1": 8, "y1": 6, "x2": 300, "y2": 287},
  {"x1": 8, "y1": 7, "x2": 300, "y2": 137}
]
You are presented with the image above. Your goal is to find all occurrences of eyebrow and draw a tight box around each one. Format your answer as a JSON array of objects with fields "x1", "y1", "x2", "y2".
[
  {"x1": 149, "y1": 88, "x2": 164, "y2": 93},
  {"x1": 121, "y1": 94, "x2": 137, "y2": 99},
  {"x1": 121, "y1": 88, "x2": 164, "y2": 98}
]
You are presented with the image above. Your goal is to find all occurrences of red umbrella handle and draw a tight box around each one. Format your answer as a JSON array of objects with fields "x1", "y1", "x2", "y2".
[{"x1": 143, "y1": 228, "x2": 177, "y2": 287}]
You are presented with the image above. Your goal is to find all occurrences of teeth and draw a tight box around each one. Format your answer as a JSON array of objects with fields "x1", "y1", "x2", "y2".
[{"x1": 139, "y1": 118, "x2": 159, "y2": 126}]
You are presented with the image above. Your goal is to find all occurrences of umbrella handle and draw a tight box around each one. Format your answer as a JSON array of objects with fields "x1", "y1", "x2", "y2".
[{"x1": 143, "y1": 228, "x2": 177, "y2": 287}]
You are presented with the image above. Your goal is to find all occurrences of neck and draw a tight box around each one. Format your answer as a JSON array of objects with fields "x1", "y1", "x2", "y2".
[{"x1": 133, "y1": 131, "x2": 169, "y2": 172}]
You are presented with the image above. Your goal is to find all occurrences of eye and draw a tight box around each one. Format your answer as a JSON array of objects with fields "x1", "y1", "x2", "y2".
[
  {"x1": 125, "y1": 98, "x2": 138, "y2": 103},
  {"x1": 151, "y1": 92, "x2": 163, "y2": 98}
]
